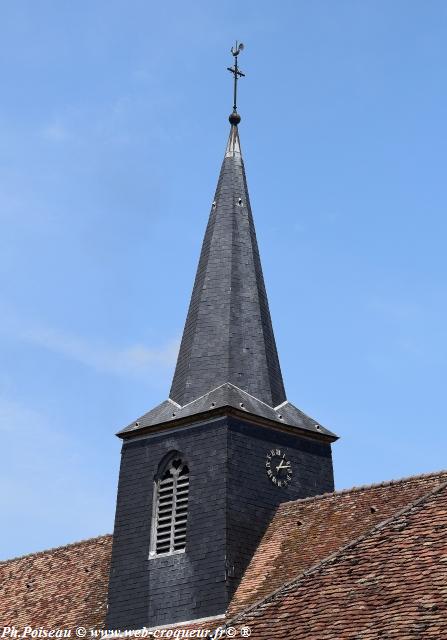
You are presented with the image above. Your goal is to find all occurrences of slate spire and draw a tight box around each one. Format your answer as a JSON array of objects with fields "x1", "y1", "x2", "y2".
[
  {"x1": 169, "y1": 117, "x2": 286, "y2": 408},
  {"x1": 119, "y1": 44, "x2": 337, "y2": 441}
]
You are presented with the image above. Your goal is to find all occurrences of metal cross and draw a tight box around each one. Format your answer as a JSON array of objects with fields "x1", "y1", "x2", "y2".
[{"x1": 227, "y1": 41, "x2": 245, "y2": 113}]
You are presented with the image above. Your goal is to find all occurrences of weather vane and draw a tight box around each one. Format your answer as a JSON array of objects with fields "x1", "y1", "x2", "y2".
[{"x1": 227, "y1": 41, "x2": 245, "y2": 120}]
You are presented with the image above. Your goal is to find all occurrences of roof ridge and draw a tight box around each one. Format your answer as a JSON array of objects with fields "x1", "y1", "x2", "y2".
[
  {"x1": 169, "y1": 368, "x2": 285, "y2": 416},
  {"x1": 225, "y1": 382, "x2": 279, "y2": 411},
  {"x1": 226, "y1": 480, "x2": 447, "y2": 627},
  {"x1": 168, "y1": 381, "x2": 276, "y2": 412},
  {"x1": 278, "y1": 468, "x2": 447, "y2": 510},
  {"x1": 0, "y1": 532, "x2": 112, "y2": 565},
  {"x1": 169, "y1": 383, "x2": 230, "y2": 410}
]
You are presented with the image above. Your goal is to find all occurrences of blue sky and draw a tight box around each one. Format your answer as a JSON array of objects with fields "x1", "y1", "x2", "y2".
[{"x1": 1, "y1": 1, "x2": 447, "y2": 559}]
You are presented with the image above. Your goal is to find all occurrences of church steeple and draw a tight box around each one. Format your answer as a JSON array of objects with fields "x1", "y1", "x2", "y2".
[
  {"x1": 107, "y1": 47, "x2": 336, "y2": 631},
  {"x1": 170, "y1": 114, "x2": 286, "y2": 408},
  {"x1": 118, "y1": 43, "x2": 335, "y2": 440}
]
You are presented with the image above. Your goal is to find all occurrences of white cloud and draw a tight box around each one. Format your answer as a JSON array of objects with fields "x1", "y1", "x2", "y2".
[
  {"x1": 40, "y1": 121, "x2": 72, "y2": 142},
  {"x1": 20, "y1": 326, "x2": 180, "y2": 376},
  {"x1": 38, "y1": 99, "x2": 135, "y2": 149},
  {"x1": 0, "y1": 396, "x2": 42, "y2": 435},
  {"x1": 0, "y1": 396, "x2": 74, "y2": 492},
  {"x1": 0, "y1": 394, "x2": 114, "y2": 559},
  {"x1": 0, "y1": 301, "x2": 180, "y2": 379}
]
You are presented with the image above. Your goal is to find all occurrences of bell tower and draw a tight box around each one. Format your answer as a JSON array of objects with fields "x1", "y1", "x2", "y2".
[{"x1": 106, "y1": 44, "x2": 337, "y2": 630}]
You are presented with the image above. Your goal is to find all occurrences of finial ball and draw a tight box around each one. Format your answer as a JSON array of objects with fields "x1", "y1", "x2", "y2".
[{"x1": 229, "y1": 111, "x2": 241, "y2": 125}]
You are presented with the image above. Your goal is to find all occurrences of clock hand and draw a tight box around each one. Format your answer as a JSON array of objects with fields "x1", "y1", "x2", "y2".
[{"x1": 276, "y1": 461, "x2": 291, "y2": 471}]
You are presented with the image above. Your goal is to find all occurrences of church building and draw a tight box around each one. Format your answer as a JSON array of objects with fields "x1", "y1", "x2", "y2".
[{"x1": 1, "y1": 46, "x2": 446, "y2": 638}]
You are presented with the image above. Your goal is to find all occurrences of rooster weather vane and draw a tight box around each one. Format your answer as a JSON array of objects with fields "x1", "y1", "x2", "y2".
[{"x1": 227, "y1": 41, "x2": 245, "y2": 121}]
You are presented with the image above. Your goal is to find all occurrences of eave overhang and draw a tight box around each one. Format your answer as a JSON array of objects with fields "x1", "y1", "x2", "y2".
[{"x1": 117, "y1": 383, "x2": 338, "y2": 444}]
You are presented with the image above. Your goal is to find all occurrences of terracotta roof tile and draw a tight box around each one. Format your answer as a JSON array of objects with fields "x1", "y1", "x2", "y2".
[
  {"x1": 0, "y1": 534, "x2": 111, "y2": 630},
  {"x1": 226, "y1": 480, "x2": 447, "y2": 638},
  {"x1": 229, "y1": 470, "x2": 447, "y2": 616},
  {"x1": 1, "y1": 471, "x2": 446, "y2": 637}
]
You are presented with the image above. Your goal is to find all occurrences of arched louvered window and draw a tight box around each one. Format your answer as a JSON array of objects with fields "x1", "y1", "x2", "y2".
[{"x1": 150, "y1": 455, "x2": 189, "y2": 557}]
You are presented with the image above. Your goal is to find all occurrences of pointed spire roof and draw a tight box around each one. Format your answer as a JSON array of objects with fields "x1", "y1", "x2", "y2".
[
  {"x1": 169, "y1": 123, "x2": 286, "y2": 408},
  {"x1": 119, "y1": 118, "x2": 337, "y2": 442},
  {"x1": 118, "y1": 47, "x2": 338, "y2": 443}
]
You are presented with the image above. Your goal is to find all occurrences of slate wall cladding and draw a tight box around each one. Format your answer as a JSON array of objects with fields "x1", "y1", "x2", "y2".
[
  {"x1": 106, "y1": 415, "x2": 334, "y2": 629},
  {"x1": 225, "y1": 418, "x2": 334, "y2": 601},
  {"x1": 106, "y1": 418, "x2": 228, "y2": 629}
]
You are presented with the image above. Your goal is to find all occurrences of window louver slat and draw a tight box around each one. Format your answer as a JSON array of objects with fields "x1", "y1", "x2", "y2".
[
  {"x1": 157, "y1": 514, "x2": 172, "y2": 522},
  {"x1": 158, "y1": 506, "x2": 173, "y2": 514}
]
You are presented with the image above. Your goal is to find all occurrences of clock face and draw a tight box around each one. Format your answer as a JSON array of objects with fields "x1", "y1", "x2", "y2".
[{"x1": 265, "y1": 448, "x2": 293, "y2": 487}]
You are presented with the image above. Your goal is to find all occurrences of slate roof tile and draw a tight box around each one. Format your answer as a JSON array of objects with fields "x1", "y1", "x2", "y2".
[
  {"x1": 116, "y1": 124, "x2": 338, "y2": 443},
  {"x1": 118, "y1": 383, "x2": 336, "y2": 439},
  {"x1": 169, "y1": 124, "x2": 286, "y2": 409}
]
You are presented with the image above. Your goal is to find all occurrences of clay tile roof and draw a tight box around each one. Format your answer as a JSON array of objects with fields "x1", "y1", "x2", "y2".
[
  {"x1": 0, "y1": 534, "x2": 112, "y2": 630},
  {"x1": 122, "y1": 617, "x2": 226, "y2": 639},
  {"x1": 227, "y1": 479, "x2": 447, "y2": 639},
  {"x1": 229, "y1": 469, "x2": 447, "y2": 615},
  {"x1": 1, "y1": 471, "x2": 446, "y2": 635}
]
